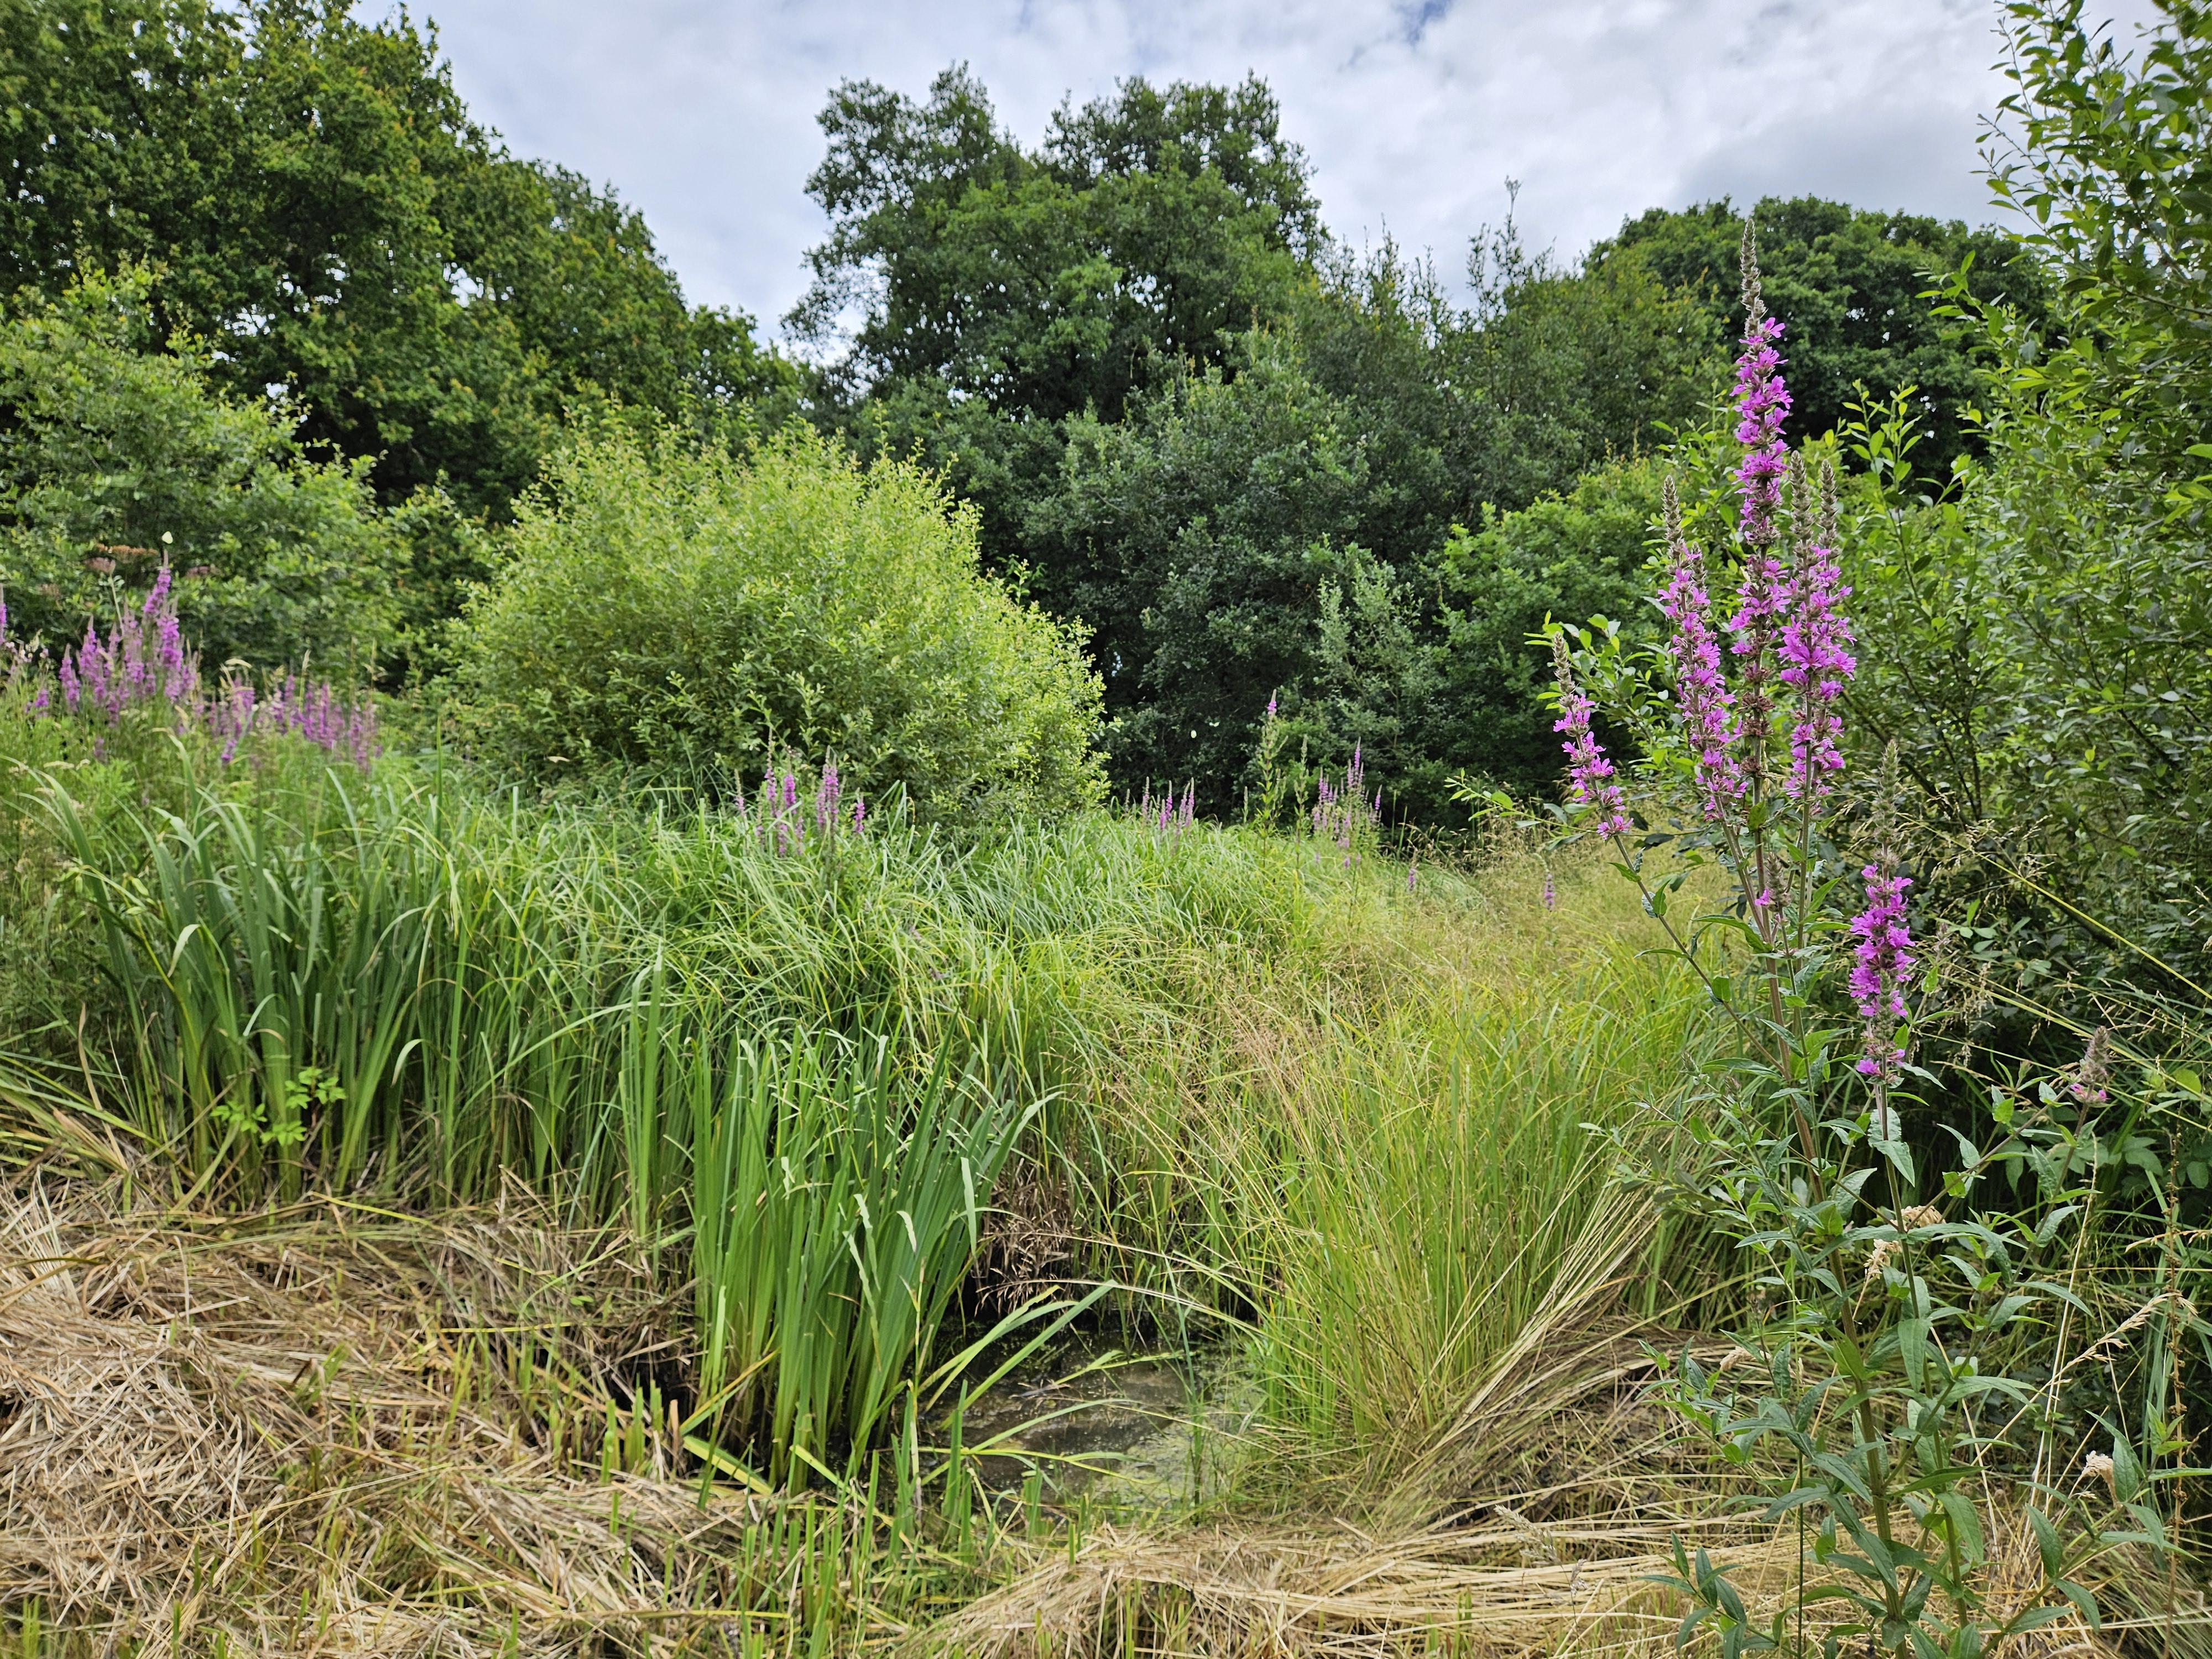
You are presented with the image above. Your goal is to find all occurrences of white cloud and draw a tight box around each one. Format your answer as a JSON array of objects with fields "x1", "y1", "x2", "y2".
[{"x1": 385, "y1": 0, "x2": 2165, "y2": 330}]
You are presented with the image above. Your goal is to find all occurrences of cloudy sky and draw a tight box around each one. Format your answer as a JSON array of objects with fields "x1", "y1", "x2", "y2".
[{"x1": 394, "y1": 0, "x2": 2161, "y2": 331}]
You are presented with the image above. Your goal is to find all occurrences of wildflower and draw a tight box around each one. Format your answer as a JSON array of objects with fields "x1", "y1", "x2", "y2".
[
  {"x1": 1849, "y1": 862, "x2": 1915, "y2": 1082},
  {"x1": 2069, "y1": 1026, "x2": 2110, "y2": 1104},
  {"x1": 1660, "y1": 478, "x2": 1744, "y2": 819},
  {"x1": 1407, "y1": 857, "x2": 1417, "y2": 894},
  {"x1": 1898, "y1": 1204, "x2": 1944, "y2": 1231},
  {"x1": 1550, "y1": 634, "x2": 1629, "y2": 837},
  {"x1": 2081, "y1": 1451, "x2": 2115, "y2": 1488},
  {"x1": 1729, "y1": 225, "x2": 1791, "y2": 752},
  {"x1": 1542, "y1": 872, "x2": 1556, "y2": 911},
  {"x1": 852, "y1": 794, "x2": 865, "y2": 832},
  {"x1": 1778, "y1": 457, "x2": 1855, "y2": 803}
]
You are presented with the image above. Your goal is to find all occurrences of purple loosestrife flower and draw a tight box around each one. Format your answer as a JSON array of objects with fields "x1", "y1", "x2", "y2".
[
  {"x1": 1542, "y1": 872, "x2": 1557, "y2": 911},
  {"x1": 1551, "y1": 634, "x2": 1630, "y2": 837},
  {"x1": 58, "y1": 653, "x2": 79, "y2": 712},
  {"x1": 1849, "y1": 864, "x2": 1915, "y2": 1082},
  {"x1": 1779, "y1": 460, "x2": 1855, "y2": 804},
  {"x1": 852, "y1": 795, "x2": 865, "y2": 832},
  {"x1": 1661, "y1": 477, "x2": 1745, "y2": 818},
  {"x1": 1728, "y1": 226, "x2": 1791, "y2": 748}
]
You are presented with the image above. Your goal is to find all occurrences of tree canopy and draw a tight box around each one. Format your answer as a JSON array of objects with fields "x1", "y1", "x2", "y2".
[{"x1": 0, "y1": 0, "x2": 792, "y2": 515}]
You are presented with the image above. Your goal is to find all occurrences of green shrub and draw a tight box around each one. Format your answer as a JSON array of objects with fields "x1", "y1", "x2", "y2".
[
  {"x1": 455, "y1": 420, "x2": 1105, "y2": 816},
  {"x1": 0, "y1": 273, "x2": 400, "y2": 675}
]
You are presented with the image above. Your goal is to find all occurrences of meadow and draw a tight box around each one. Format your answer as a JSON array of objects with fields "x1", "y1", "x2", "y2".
[{"x1": 0, "y1": 695, "x2": 1756, "y2": 1653}]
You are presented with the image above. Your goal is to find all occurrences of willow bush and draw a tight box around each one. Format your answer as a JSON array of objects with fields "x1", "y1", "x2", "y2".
[{"x1": 454, "y1": 419, "x2": 1105, "y2": 817}]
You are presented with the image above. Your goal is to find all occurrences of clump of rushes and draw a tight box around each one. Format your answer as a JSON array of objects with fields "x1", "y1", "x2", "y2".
[
  {"x1": 1542, "y1": 224, "x2": 2171, "y2": 1657},
  {"x1": 6, "y1": 566, "x2": 376, "y2": 768}
]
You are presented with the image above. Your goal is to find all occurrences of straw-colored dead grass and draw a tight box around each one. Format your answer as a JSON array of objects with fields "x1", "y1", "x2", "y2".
[
  {"x1": 0, "y1": 1170, "x2": 822, "y2": 1655},
  {"x1": 922, "y1": 1516, "x2": 2136, "y2": 1659}
]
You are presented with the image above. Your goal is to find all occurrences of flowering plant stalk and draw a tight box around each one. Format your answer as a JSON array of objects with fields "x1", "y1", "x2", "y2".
[
  {"x1": 4, "y1": 568, "x2": 377, "y2": 769},
  {"x1": 1540, "y1": 227, "x2": 2168, "y2": 1659},
  {"x1": 729, "y1": 750, "x2": 868, "y2": 855}
]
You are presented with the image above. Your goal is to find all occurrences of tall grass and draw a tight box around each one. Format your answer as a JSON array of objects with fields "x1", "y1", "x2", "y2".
[{"x1": 0, "y1": 721, "x2": 1729, "y2": 1504}]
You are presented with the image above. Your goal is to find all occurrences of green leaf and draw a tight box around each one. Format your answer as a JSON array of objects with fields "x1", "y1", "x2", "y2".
[
  {"x1": 2026, "y1": 1505, "x2": 2063, "y2": 1582},
  {"x1": 2056, "y1": 1579, "x2": 2101, "y2": 1631},
  {"x1": 1937, "y1": 1490, "x2": 1986, "y2": 1564}
]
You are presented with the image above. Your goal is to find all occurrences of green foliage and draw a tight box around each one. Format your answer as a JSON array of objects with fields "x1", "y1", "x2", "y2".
[
  {"x1": 1432, "y1": 457, "x2": 1667, "y2": 800},
  {"x1": 690, "y1": 1035, "x2": 1028, "y2": 1486},
  {"x1": 0, "y1": 272, "x2": 398, "y2": 672},
  {"x1": 1599, "y1": 195, "x2": 2051, "y2": 478},
  {"x1": 455, "y1": 420, "x2": 1105, "y2": 816},
  {"x1": 0, "y1": 0, "x2": 792, "y2": 517},
  {"x1": 1439, "y1": 224, "x2": 1723, "y2": 513},
  {"x1": 1829, "y1": 2, "x2": 2212, "y2": 988},
  {"x1": 1025, "y1": 330, "x2": 1411, "y2": 805},
  {"x1": 792, "y1": 68, "x2": 1316, "y2": 571}
]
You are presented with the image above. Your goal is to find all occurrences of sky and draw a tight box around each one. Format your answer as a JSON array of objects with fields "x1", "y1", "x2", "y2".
[{"x1": 392, "y1": 0, "x2": 2164, "y2": 333}]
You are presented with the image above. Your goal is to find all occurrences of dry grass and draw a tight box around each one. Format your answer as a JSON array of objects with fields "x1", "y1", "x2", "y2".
[
  {"x1": 0, "y1": 1167, "x2": 859, "y2": 1655},
  {"x1": 924, "y1": 1516, "x2": 2150, "y2": 1659}
]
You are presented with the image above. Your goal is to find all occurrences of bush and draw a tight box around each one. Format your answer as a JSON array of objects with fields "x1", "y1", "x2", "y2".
[
  {"x1": 455, "y1": 420, "x2": 1105, "y2": 815},
  {"x1": 0, "y1": 273, "x2": 399, "y2": 675},
  {"x1": 1427, "y1": 456, "x2": 1666, "y2": 801}
]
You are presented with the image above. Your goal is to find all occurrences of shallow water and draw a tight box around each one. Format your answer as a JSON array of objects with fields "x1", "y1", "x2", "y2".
[{"x1": 935, "y1": 1334, "x2": 1261, "y2": 1506}]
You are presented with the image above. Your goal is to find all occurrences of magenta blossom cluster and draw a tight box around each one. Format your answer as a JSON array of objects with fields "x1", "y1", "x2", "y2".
[
  {"x1": 1139, "y1": 778, "x2": 1196, "y2": 834},
  {"x1": 733, "y1": 758, "x2": 865, "y2": 853},
  {"x1": 1661, "y1": 482, "x2": 1745, "y2": 820},
  {"x1": 205, "y1": 669, "x2": 380, "y2": 770},
  {"x1": 1778, "y1": 530, "x2": 1855, "y2": 801},
  {"x1": 9, "y1": 568, "x2": 377, "y2": 769},
  {"x1": 1550, "y1": 635, "x2": 1630, "y2": 837},
  {"x1": 58, "y1": 566, "x2": 201, "y2": 718},
  {"x1": 1849, "y1": 865, "x2": 1914, "y2": 1081},
  {"x1": 1310, "y1": 744, "x2": 1383, "y2": 863},
  {"x1": 1546, "y1": 222, "x2": 1913, "y2": 1097}
]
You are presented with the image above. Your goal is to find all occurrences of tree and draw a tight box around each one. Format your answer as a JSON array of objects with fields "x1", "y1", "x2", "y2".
[
  {"x1": 0, "y1": 0, "x2": 791, "y2": 516},
  {"x1": 0, "y1": 272, "x2": 399, "y2": 674},
  {"x1": 790, "y1": 67, "x2": 1316, "y2": 574},
  {"x1": 1597, "y1": 196, "x2": 2050, "y2": 479},
  {"x1": 455, "y1": 419, "x2": 1104, "y2": 817}
]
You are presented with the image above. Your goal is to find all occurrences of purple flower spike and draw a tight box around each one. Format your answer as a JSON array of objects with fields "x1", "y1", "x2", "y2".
[
  {"x1": 1729, "y1": 225, "x2": 1791, "y2": 745},
  {"x1": 1779, "y1": 461, "x2": 1856, "y2": 804},
  {"x1": 852, "y1": 795, "x2": 865, "y2": 832},
  {"x1": 1849, "y1": 863, "x2": 1914, "y2": 1083},
  {"x1": 1550, "y1": 634, "x2": 1630, "y2": 837},
  {"x1": 1661, "y1": 478, "x2": 1745, "y2": 819}
]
